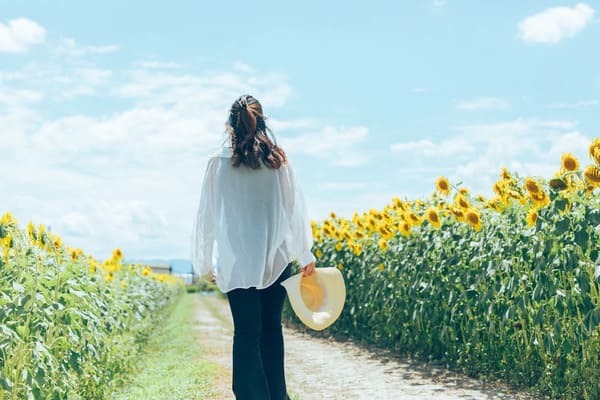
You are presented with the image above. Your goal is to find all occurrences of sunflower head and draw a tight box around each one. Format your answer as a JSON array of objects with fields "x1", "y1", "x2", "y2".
[
  {"x1": 524, "y1": 178, "x2": 541, "y2": 194},
  {"x1": 426, "y1": 208, "x2": 441, "y2": 228},
  {"x1": 529, "y1": 190, "x2": 550, "y2": 209},
  {"x1": 525, "y1": 209, "x2": 538, "y2": 227},
  {"x1": 455, "y1": 194, "x2": 470, "y2": 209},
  {"x1": 501, "y1": 167, "x2": 512, "y2": 180},
  {"x1": 378, "y1": 238, "x2": 389, "y2": 251},
  {"x1": 583, "y1": 165, "x2": 600, "y2": 188},
  {"x1": 450, "y1": 207, "x2": 466, "y2": 222},
  {"x1": 589, "y1": 138, "x2": 600, "y2": 164},
  {"x1": 407, "y1": 212, "x2": 422, "y2": 226},
  {"x1": 561, "y1": 152, "x2": 579, "y2": 172},
  {"x1": 112, "y1": 248, "x2": 123, "y2": 261},
  {"x1": 435, "y1": 176, "x2": 451, "y2": 196},
  {"x1": 549, "y1": 178, "x2": 568, "y2": 191},
  {"x1": 492, "y1": 180, "x2": 506, "y2": 196},
  {"x1": 465, "y1": 210, "x2": 482, "y2": 232},
  {"x1": 399, "y1": 222, "x2": 411, "y2": 237}
]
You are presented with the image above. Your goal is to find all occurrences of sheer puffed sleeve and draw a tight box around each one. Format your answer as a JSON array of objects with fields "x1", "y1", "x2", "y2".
[
  {"x1": 280, "y1": 160, "x2": 316, "y2": 268},
  {"x1": 190, "y1": 157, "x2": 219, "y2": 277}
]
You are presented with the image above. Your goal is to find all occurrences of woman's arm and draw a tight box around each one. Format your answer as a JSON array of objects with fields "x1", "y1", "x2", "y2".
[
  {"x1": 281, "y1": 161, "x2": 317, "y2": 274},
  {"x1": 190, "y1": 157, "x2": 218, "y2": 279}
]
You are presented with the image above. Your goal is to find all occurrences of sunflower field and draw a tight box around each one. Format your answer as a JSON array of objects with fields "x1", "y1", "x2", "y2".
[
  {"x1": 284, "y1": 138, "x2": 600, "y2": 399},
  {"x1": 0, "y1": 214, "x2": 184, "y2": 399}
]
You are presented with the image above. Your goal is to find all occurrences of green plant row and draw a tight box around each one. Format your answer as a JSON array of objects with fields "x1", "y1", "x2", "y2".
[
  {"x1": 0, "y1": 216, "x2": 184, "y2": 399},
  {"x1": 284, "y1": 176, "x2": 600, "y2": 399}
]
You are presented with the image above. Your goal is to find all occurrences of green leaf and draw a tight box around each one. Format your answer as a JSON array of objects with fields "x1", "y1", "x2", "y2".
[
  {"x1": 587, "y1": 308, "x2": 600, "y2": 331},
  {"x1": 554, "y1": 218, "x2": 570, "y2": 235},
  {"x1": 574, "y1": 229, "x2": 589, "y2": 250},
  {"x1": 554, "y1": 197, "x2": 568, "y2": 210},
  {"x1": 0, "y1": 376, "x2": 13, "y2": 391}
]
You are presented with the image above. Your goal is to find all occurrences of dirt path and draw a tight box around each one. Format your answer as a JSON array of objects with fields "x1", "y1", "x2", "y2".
[{"x1": 193, "y1": 292, "x2": 538, "y2": 400}]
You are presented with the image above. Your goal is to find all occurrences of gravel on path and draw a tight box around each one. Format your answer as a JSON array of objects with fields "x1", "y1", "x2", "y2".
[{"x1": 194, "y1": 292, "x2": 538, "y2": 400}]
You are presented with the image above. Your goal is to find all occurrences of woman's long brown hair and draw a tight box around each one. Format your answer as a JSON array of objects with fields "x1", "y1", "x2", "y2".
[{"x1": 227, "y1": 94, "x2": 287, "y2": 169}]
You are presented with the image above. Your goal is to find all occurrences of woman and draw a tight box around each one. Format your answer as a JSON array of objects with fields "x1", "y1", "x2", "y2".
[{"x1": 191, "y1": 94, "x2": 316, "y2": 400}]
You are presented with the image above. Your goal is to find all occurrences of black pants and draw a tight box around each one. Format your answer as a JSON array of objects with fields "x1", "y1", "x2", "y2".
[{"x1": 226, "y1": 263, "x2": 292, "y2": 400}]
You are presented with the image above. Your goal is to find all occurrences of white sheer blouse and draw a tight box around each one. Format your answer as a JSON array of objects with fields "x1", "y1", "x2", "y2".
[{"x1": 190, "y1": 146, "x2": 316, "y2": 293}]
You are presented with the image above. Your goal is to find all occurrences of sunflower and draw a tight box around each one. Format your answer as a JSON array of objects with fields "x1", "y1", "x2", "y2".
[
  {"x1": 53, "y1": 235, "x2": 63, "y2": 249},
  {"x1": 399, "y1": 222, "x2": 411, "y2": 237},
  {"x1": 378, "y1": 238, "x2": 389, "y2": 251},
  {"x1": 589, "y1": 138, "x2": 600, "y2": 164},
  {"x1": 335, "y1": 242, "x2": 343, "y2": 251},
  {"x1": 337, "y1": 263, "x2": 344, "y2": 270},
  {"x1": 584, "y1": 165, "x2": 600, "y2": 188},
  {"x1": 377, "y1": 263, "x2": 385, "y2": 271},
  {"x1": 493, "y1": 180, "x2": 505, "y2": 196},
  {"x1": 525, "y1": 209, "x2": 538, "y2": 227},
  {"x1": 407, "y1": 212, "x2": 422, "y2": 226},
  {"x1": 524, "y1": 178, "x2": 541, "y2": 194},
  {"x1": 425, "y1": 208, "x2": 441, "y2": 228},
  {"x1": 529, "y1": 190, "x2": 550, "y2": 209},
  {"x1": 501, "y1": 167, "x2": 511, "y2": 180},
  {"x1": 392, "y1": 197, "x2": 407, "y2": 211},
  {"x1": 435, "y1": 176, "x2": 451, "y2": 196},
  {"x1": 367, "y1": 217, "x2": 378, "y2": 230},
  {"x1": 465, "y1": 210, "x2": 482, "y2": 232},
  {"x1": 0, "y1": 233, "x2": 12, "y2": 249},
  {"x1": 342, "y1": 230, "x2": 352, "y2": 241},
  {"x1": 549, "y1": 178, "x2": 568, "y2": 191},
  {"x1": 353, "y1": 230, "x2": 366, "y2": 240},
  {"x1": 561, "y1": 152, "x2": 579, "y2": 172},
  {"x1": 458, "y1": 187, "x2": 469, "y2": 195},
  {"x1": 330, "y1": 211, "x2": 337, "y2": 219},
  {"x1": 450, "y1": 207, "x2": 466, "y2": 222},
  {"x1": 27, "y1": 221, "x2": 36, "y2": 243},
  {"x1": 112, "y1": 248, "x2": 123, "y2": 261},
  {"x1": 315, "y1": 249, "x2": 323, "y2": 259},
  {"x1": 455, "y1": 194, "x2": 470, "y2": 209}
]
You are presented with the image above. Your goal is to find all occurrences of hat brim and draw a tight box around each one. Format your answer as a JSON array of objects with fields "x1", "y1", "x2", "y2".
[{"x1": 281, "y1": 267, "x2": 346, "y2": 331}]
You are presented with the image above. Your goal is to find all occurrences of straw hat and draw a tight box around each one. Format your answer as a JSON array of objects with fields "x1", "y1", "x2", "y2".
[{"x1": 280, "y1": 267, "x2": 346, "y2": 331}]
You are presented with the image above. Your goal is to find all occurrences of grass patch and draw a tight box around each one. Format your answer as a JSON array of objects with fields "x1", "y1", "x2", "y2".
[{"x1": 109, "y1": 292, "x2": 220, "y2": 400}]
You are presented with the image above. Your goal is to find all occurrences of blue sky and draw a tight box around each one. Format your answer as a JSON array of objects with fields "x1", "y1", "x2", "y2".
[{"x1": 1, "y1": 1, "x2": 598, "y2": 260}]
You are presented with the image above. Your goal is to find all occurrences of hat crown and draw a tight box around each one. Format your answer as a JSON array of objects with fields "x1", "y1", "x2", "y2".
[{"x1": 281, "y1": 267, "x2": 346, "y2": 331}]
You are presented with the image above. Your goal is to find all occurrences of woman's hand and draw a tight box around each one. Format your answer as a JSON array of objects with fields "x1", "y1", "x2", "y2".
[{"x1": 301, "y1": 261, "x2": 316, "y2": 277}]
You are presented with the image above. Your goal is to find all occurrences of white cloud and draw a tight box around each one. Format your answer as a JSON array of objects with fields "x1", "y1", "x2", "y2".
[
  {"x1": 1, "y1": 59, "x2": 371, "y2": 259},
  {"x1": 390, "y1": 136, "x2": 475, "y2": 158},
  {"x1": 545, "y1": 99, "x2": 599, "y2": 109},
  {"x1": 517, "y1": 3, "x2": 595, "y2": 44},
  {"x1": 0, "y1": 18, "x2": 46, "y2": 53},
  {"x1": 55, "y1": 37, "x2": 120, "y2": 56},
  {"x1": 135, "y1": 60, "x2": 182, "y2": 69},
  {"x1": 0, "y1": 87, "x2": 44, "y2": 104},
  {"x1": 318, "y1": 182, "x2": 367, "y2": 191},
  {"x1": 455, "y1": 97, "x2": 510, "y2": 111},
  {"x1": 388, "y1": 118, "x2": 593, "y2": 199},
  {"x1": 280, "y1": 126, "x2": 370, "y2": 167}
]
